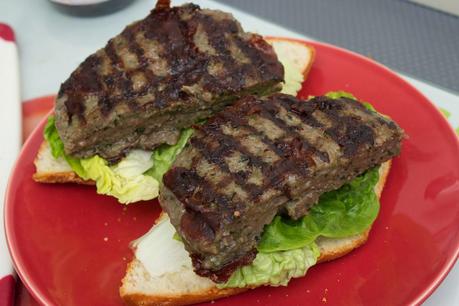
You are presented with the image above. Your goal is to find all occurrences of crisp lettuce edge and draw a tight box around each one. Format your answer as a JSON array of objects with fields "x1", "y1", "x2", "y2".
[{"x1": 43, "y1": 116, "x2": 193, "y2": 204}]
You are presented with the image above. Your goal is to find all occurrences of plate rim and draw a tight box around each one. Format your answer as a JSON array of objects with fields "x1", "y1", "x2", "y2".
[{"x1": 4, "y1": 111, "x2": 51, "y2": 306}]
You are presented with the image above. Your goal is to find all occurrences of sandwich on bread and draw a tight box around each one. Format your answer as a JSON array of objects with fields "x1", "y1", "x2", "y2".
[
  {"x1": 33, "y1": 0, "x2": 315, "y2": 204},
  {"x1": 33, "y1": 0, "x2": 284, "y2": 203},
  {"x1": 120, "y1": 92, "x2": 404, "y2": 305}
]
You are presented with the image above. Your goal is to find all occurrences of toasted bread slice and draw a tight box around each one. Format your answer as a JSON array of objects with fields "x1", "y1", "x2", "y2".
[
  {"x1": 32, "y1": 38, "x2": 315, "y2": 186},
  {"x1": 265, "y1": 37, "x2": 315, "y2": 81},
  {"x1": 33, "y1": 141, "x2": 94, "y2": 185},
  {"x1": 120, "y1": 161, "x2": 391, "y2": 306}
]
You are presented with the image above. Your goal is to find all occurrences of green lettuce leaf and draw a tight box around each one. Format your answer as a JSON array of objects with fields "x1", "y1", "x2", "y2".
[
  {"x1": 144, "y1": 128, "x2": 194, "y2": 182},
  {"x1": 325, "y1": 91, "x2": 375, "y2": 111},
  {"x1": 218, "y1": 243, "x2": 319, "y2": 288},
  {"x1": 44, "y1": 116, "x2": 193, "y2": 203},
  {"x1": 44, "y1": 116, "x2": 65, "y2": 159},
  {"x1": 80, "y1": 152, "x2": 159, "y2": 204},
  {"x1": 440, "y1": 107, "x2": 451, "y2": 119},
  {"x1": 44, "y1": 117, "x2": 87, "y2": 178},
  {"x1": 258, "y1": 167, "x2": 380, "y2": 252},
  {"x1": 65, "y1": 156, "x2": 87, "y2": 179},
  {"x1": 325, "y1": 91, "x2": 356, "y2": 100}
]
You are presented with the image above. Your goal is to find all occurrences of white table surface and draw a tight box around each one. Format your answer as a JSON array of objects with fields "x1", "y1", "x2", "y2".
[{"x1": 0, "y1": 0, "x2": 457, "y2": 304}]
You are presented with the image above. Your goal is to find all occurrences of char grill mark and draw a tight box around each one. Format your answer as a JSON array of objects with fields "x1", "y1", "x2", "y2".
[
  {"x1": 60, "y1": 53, "x2": 104, "y2": 125},
  {"x1": 163, "y1": 166, "x2": 243, "y2": 249},
  {"x1": 191, "y1": 137, "x2": 264, "y2": 198},
  {"x1": 312, "y1": 96, "x2": 376, "y2": 156},
  {"x1": 192, "y1": 112, "x2": 294, "y2": 200},
  {"x1": 191, "y1": 103, "x2": 341, "y2": 211},
  {"x1": 160, "y1": 93, "x2": 404, "y2": 283},
  {"x1": 54, "y1": 2, "x2": 283, "y2": 161},
  {"x1": 102, "y1": 39, "x2": 135, "y2": 115},
  {"x1": 192, "y1": 96, "x2": 334, "y2": 199},
  {"x1": 121, "y1": 27, "x2": 158, "y2": 108},
  {"x1": 163, "y1": 167, "x2": 219, "y2": 243},
  {"x1": 143, "y1": 5, "x2": 204, "y2": 108},
  {"x1": 250, "y1": 100, "x2": 330, "y2": 163}
]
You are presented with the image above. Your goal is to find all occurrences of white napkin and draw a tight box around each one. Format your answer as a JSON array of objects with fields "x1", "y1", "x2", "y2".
[{"x1": 0, "y1": 23, "x2": 21, "y2": 298}]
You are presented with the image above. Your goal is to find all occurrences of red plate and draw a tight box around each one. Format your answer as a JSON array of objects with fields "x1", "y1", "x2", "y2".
[{"x1": 5, "y1": 39, "x2": 459, "y2": 306}]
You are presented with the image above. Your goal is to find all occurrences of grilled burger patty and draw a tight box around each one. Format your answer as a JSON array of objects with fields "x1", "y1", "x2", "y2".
[
  {"x1": 160, "y1": 93, "x2": 404, "y2": 283},
  {"x1": 54, "y1": 1, "x2": 283, "y2": 162}
]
